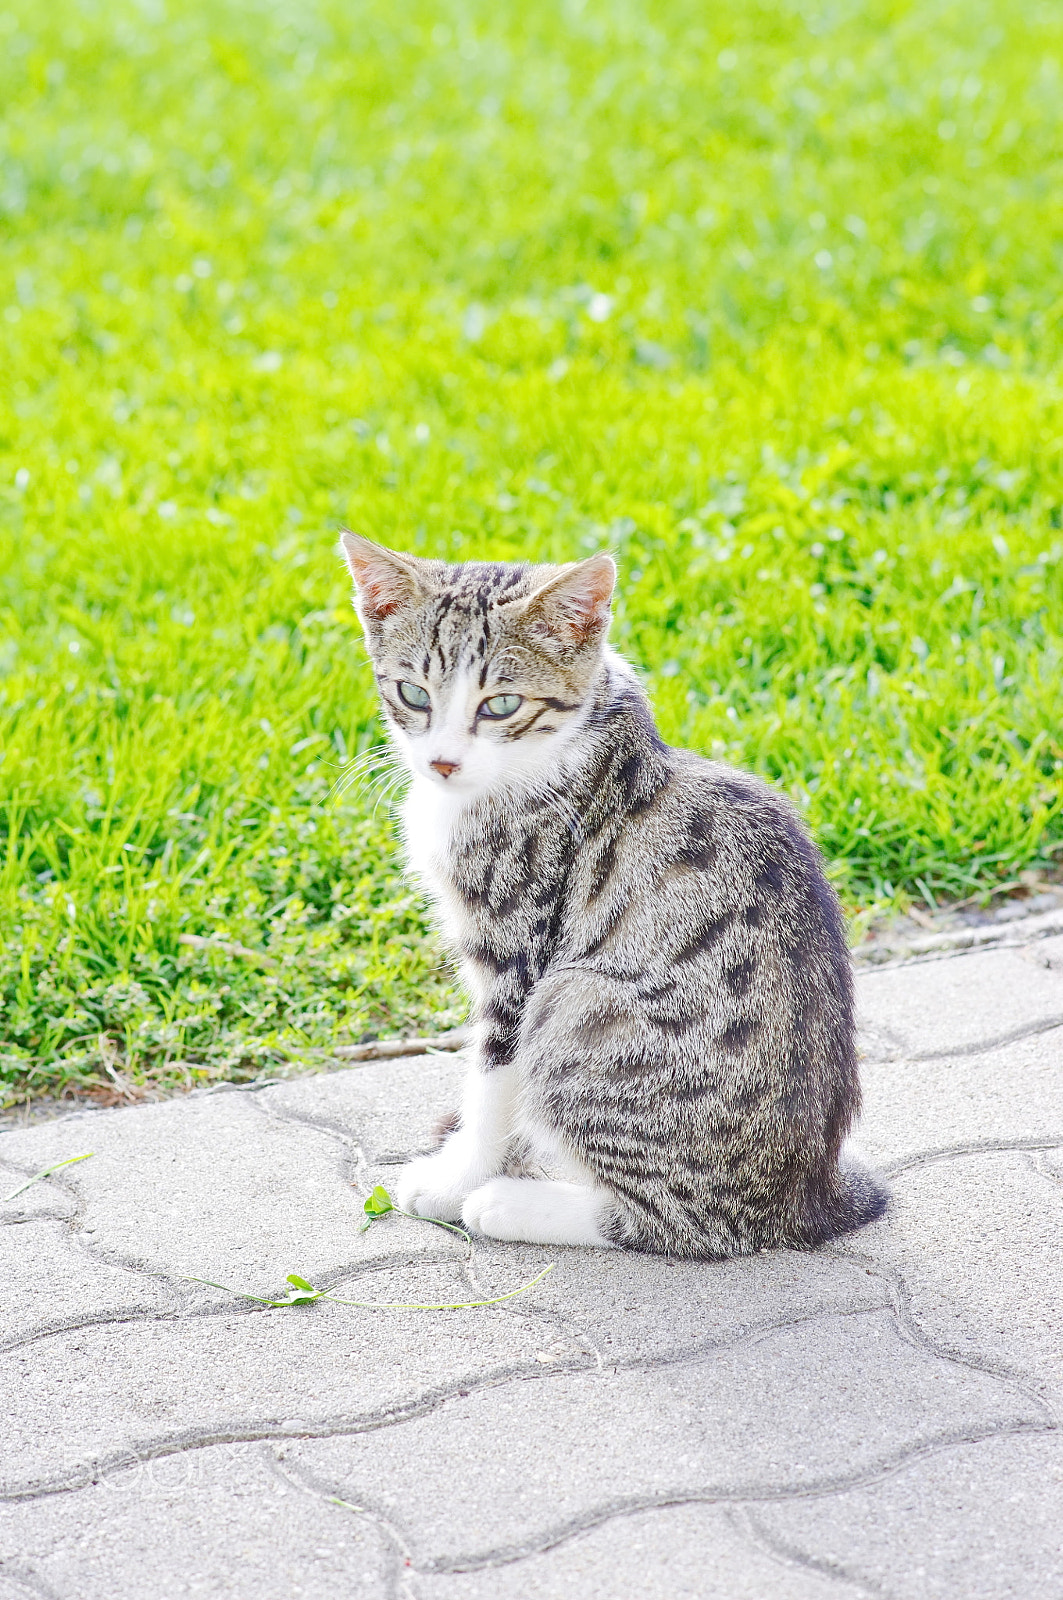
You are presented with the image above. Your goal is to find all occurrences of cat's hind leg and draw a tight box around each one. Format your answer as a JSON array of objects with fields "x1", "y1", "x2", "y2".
[{"x1": 462, "y1": 1177, "x2": 617, "y2": 1248}]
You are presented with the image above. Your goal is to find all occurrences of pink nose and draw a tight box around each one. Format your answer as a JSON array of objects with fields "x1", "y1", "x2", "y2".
[{"x1": 430, "y1": 760, "x2": 460, "y2": 779}]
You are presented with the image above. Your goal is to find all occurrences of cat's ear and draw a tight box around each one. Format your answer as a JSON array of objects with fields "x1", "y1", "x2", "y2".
[
  {"x1": 520, "y1": 553, "x2": 616, "y2": 647},
  {"x1": 339, "y1": 531, "x2": 423, "y2": 624}
]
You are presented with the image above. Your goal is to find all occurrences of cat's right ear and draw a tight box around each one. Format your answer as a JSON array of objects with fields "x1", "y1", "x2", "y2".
[{"x1": 339, "y1": 532, "x2": 422, "y2": 624}]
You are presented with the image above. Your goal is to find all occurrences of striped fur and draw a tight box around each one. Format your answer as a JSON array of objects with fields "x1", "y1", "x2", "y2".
[{"x1": 342, "y1": 534, "x2": 888, "y2": 1258}]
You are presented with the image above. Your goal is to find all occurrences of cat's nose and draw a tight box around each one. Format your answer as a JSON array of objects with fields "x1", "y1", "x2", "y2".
[{"x1": 430, "y1": 759, "x2": 461, "y2": 779}]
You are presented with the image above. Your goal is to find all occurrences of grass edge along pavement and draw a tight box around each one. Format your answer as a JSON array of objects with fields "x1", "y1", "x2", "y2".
[{"x1": 2, "y1": 0, "x2": 1063, "y2": 1107}]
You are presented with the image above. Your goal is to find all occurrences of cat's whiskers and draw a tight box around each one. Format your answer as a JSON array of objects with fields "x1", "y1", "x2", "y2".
[
  {"x1": 329, "y1": 746, "x2": 404, "y2": 802},
  {"x1": 328, "y1": 755, "x2": 375, "y2": 799},
  {"x1": 353, "y1": 767, "x2": 408, "y2": 810},
  {"x1": 342, "y1": 746, "x2": 398, "y2": 778},
  {"x1": 331, "y1": 752, "x2": 409, "y2": 816},
  {"x1": 368, "y1": 768, "x2": 410, "y2": 820}
]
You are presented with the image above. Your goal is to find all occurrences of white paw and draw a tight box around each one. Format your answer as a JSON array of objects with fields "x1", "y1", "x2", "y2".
[
  {"x1": 394, "y1": 1148, "x2": 486, "y2": 1222},
  {"x1": 462, "y1": 1177, "x2": 615, "y2": 1248}
]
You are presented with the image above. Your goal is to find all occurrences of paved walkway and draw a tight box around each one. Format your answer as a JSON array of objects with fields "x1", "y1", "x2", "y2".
[{"x1": 2, "y1": 911, "x2": 1062, "y2": 1599}]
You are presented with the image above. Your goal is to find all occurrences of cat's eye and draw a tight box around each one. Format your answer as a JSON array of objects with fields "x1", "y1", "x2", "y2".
[
  {"x1": 479, "y1": 693, "x2": 523, "y2": 719},
  {"x1": 396, "y1": 681, "x2": 431, "y2": 710}
]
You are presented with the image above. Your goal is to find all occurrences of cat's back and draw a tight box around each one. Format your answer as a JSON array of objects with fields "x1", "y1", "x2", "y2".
[
  {"x1": 670, "y1": 750, "x2": 843, "y2": 910},
  {"x1": 580, "y1": 743, "x2": 848, "y2": 960},
  {"x1": 662, "y1": 750, "x2": 852, "y2": 995}
]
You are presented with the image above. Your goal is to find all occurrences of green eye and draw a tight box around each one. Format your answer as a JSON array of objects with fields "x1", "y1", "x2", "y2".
[
  {"x1": 396, "y1": 681, "x2": 431, "y2": 710},
  {"x1": 480, "y1": 693, "x2": 523, "y2": 719}
]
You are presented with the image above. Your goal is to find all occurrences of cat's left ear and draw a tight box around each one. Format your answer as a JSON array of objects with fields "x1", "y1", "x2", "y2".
[{"x1": 519, "y1": 554, "x2": 616, "y2": 648}]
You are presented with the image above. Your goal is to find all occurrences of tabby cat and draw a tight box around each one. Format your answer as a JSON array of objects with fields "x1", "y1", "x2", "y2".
[{"x1": 341, "y1": 533, "x2": 888, "y2": 1258}]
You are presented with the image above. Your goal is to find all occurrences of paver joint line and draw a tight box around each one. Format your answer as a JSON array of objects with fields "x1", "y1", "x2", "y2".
[
  {"x1": 0, "y1": 1153, "x2": 93, "y2": 1205},
  {"x1": 275, "y1": 1449, "x2": 879, "y2": 1593},
  {"x1": 460, "y1": 1250, "x2": 608, "y2": 1366},
  {"x1": 268, "y1": 1449, "x2": 416, "y2": 1574},
  {"x1": 869, "y1": 1014, "x2": 1063, "y2": 1063},
  {"x1": 0, "y1": 1085, "x2": 459, "y2": 1358},
  {"x1": 0, "y1": 1562, "x2": 66, "y2": 1600},
  {"x1": 0, "y1": 1307, "x2": 186, "y2": 1358},
  {"x1": 818, "y1": 1247, "x2": 1060, "y2": 1427},
  {"x1": 1029, "y1": 1150, "x2": 1063, "y2": 1193},
  {"x1": 735, "y1": 1505, "x2": 888, "y2": 1600},
  {"x1": 249, "y1": 1092, "x2": 360, "y2": 1150},
  {"x1": 284, "y1": 1419, "x2": 1056, "y2": 1579},
  {"x1": 0, "y1": 1356, "x2": 598, "y2": 1504},
  {"x1": 881, "y1": 1135, "x2": 1063, "y2": 1178},
  {"x1": 3, "y1": 1287, "x2": 1050, "y2": 1507},
  {"x1": 0, "y1": 1241, "x2": 471, "y2": 1356},
  {"x1": 0, "y1": 1300, "x2": 886, "y2": 1501}
]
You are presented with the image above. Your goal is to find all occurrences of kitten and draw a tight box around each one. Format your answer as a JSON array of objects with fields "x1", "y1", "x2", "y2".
[{"x1": 341, "y1": 533, "x2": 888, "y2": 1258}]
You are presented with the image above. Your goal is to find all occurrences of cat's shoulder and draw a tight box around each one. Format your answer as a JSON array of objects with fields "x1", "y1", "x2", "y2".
[
  {"x1": 664, "y1": 749, "x2": 814, "y2": 853},
  {"x1": 668, "y1": 748, "x2": 796, "y2": 815}
]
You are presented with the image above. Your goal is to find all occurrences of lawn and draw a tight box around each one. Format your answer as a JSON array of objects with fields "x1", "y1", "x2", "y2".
[{"x1": 2, "y1": 0, "x2": 1062, "y2": 1107}]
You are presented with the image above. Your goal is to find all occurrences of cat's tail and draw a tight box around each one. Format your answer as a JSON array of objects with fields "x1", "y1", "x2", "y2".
[
  {"x1": 836, "y1": 1139, "x2": 890, "y2": 1232},
  {"x1": 840, "y1": 1147, "x2": 890, "y2": 1229},
  {"x1": 806, "y1": 1141, "x2": 890, "y2": 1244}
]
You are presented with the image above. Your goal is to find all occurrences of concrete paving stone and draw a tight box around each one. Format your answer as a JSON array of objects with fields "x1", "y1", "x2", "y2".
[
  {"x1": 412, "y1": 1502, "x2": 865, "y2": 1600},
  {"x1": 0, "y1": 1090, "x2": 460, "y2": 1290},
  {"x1": 1027, "y1": 931, "x2": 1063, "y2": 967},
  {"x1": 262, "y1": 1053, "x2": 468, "y2": 1166},
  {"x1": 856, "y1": 945, "x2": 1063, "y2": 1061},
  {"x1": 2, "y1": 936, "x2": 1060, "y2": 1596},
  {"x1": 0, "y1": 1218, "x2": 174, "y2": 1349},
  {"x1": 0, "y1": 1443, "x2": 392, "y2": 1600},
  {"x1": 855, "y1": 1029, "x2": 1063, "y2": 1170},
  {"x1": 836, "y1": 1150, "x2": 1063, "y2": 1407},
  {"x1": 466, "y1": 1238, "x2": 889, "y2": 1364},
  {"x1": 0, "y1": 1574, "x2": 53, "y2": 1600},
  {"x1": 757, "y1": 1432, "x2": 1063, "y2": 1600},
  {"x1": 285, "y1": 1307, "x2": 1036, "y2": 1570},
  {"x1": 0, "y1": 1261, "x2": 570, "y2": 1494},
  {"x1": 1039, "y1": 1145, "x2": 1063, "y2": 1184}
]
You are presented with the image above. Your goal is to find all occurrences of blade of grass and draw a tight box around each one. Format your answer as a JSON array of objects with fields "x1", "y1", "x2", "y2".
[
  {"x1": 1, "y1": 1152, "x2": 94, "y2": 1203},
  {"x1": 183, "y1": 1274, "x2": 324, "y2": 1307},
  {"x1": 319, "y1": 1264, "x2": 555, "y2": 1310}
]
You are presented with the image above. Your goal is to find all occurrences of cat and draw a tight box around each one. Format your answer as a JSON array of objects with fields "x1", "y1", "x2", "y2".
[{"x1": 341, "y1": 532, "x2": 888, "y2": 1258}]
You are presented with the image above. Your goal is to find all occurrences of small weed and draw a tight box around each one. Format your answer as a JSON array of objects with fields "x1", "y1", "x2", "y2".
[
  {"x1": 359, "y1": 1182, "x2": 471, "y2": 1242},
  {"x1": 187, "y1": 1187, "x2": 552, "y2": 1310}
]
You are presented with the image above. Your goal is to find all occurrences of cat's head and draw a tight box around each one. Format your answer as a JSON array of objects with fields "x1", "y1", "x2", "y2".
[{"x1": 341, "y1": 533, "x2": 615, "y2": 796}]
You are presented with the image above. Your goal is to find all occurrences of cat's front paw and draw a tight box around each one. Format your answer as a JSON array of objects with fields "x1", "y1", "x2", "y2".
[{"x1": 395, "y1": 1148, "x2": 485, "y2": 1222}]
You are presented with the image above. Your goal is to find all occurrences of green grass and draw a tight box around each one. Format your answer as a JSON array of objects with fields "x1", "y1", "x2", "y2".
[{"x1": 2, "y1": 0, "x2": 1062, "y2": 1107}]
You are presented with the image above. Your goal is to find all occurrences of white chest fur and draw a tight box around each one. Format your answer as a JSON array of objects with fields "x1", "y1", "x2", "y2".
[{"x1": 401, "y1": 777, "x2": 475, "y2": 949}]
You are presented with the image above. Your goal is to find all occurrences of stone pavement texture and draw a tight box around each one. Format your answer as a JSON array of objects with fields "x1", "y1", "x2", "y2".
[{"x1": 2, "y1": 918, "x2": 1062, "y2": 1598}]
